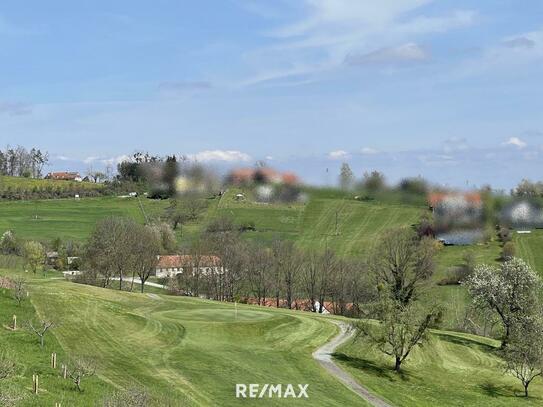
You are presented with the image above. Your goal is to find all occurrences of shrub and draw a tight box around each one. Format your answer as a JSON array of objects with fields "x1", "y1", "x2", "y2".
[
  {"x1": 502, "y1": 241, "x2": 516, "y2": 261},
  {"x1": 437, "y1": 266, "x2": 470, "y2": 285}
]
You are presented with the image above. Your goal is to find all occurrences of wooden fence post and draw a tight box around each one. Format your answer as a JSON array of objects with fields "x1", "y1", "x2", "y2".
[
  {"x1": 51, "y1": 352, "x2": 57, "y2": 368},
  {"x1": 12, "y1": 314, "x2": 16, "y2": 330},
  {"x1": 62, "y1": 364, "x2": 68, "y2": 379},
  {"x1": 32, "y1": 374, "x2": 39, "y2": 394}
]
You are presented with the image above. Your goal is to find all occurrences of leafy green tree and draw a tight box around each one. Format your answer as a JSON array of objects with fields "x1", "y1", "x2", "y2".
[
  {"x1": 360, "y1": 297, "x2": 442, "y2": 372},
  {"x1": 22, "y1": 241, "x2": 45, "y2": 274},
  {"x1": 339, "y1": 162, "x2": 354, "y2": 190},
  {"x1": 369, "y1": 228, "x2": 436, "y2": 305}
]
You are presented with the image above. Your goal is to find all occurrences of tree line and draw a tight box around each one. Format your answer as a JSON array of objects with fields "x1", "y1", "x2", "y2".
[{"x1": 0, "y1": 146, "x2": 49, "y2": 178}]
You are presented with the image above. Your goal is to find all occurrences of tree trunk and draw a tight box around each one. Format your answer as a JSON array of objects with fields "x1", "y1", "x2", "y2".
[
  {"x1": 394, "y1": 357, "x2": 402, "y2": 372},
  {"x1": 524, "y1": 382, "x2": 529, "y2": 397},
  {"x1": 140, "y1": 279, "x2": 145, "y2": 293},
  {"x1": 40, "y1": 335, "x2": 44, "y2": 348}
]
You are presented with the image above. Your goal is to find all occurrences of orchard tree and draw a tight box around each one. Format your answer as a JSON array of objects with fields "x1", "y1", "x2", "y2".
[
  {"x1": 68, "y1": 357, "x2": 96, "y2": 392},
  {"x1": 26, "y1": 319, "x2": 55, "y2": 348},
  {"x1": 465, "y1": 258, "x2": 541, "y2": 348},
  {"x1": 502, "y1": 317, "x2": 543, "y2": 397},
  {"x1": 360, "y1": 297, "x2": 442, "y2": 372}
]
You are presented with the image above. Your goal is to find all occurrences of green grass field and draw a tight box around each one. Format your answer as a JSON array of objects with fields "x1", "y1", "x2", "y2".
[
  {"x1": 0, "y1": 197, "x2": 169, "y2": 241},
  {"x1": 336, "y1": 330, "x2": 543, "y2": 406},
  {"x1": 2, "y1": 270, "x2": 541, "y2": 406},
  {"x1": 0, "y1": 270, "x2": 367, "y2": 406},
  {"x1": 515, "y1": 230, "x2": 543, "y2": 275},
  {"x1": 0, "y1": 175, "x2": 105, "y2": 192}
]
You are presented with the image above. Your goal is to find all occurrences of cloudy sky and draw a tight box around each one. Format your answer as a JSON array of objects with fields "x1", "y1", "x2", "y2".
[{"x1": 0, "y1": 0, "x2": 542, "y2": 189}]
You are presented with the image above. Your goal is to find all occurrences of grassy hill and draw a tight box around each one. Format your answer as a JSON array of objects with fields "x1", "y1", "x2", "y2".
[
  {"x1": 0, "y1": 197, "x2": 169, "y2": 241},
  {"x1": 0, "y1": 175, "x2": 104, "y2": 191},
  {"x1": 336, "y1": 329, "x2": 543, "y2": 406},
  {"x1": 0, "y1": 270, "x2": 366, "y2": 406},
  {"x1": 1, "y1": 270, "x2": 541, "y2": 406}
]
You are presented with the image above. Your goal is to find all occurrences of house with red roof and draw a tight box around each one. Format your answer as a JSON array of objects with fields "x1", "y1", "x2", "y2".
[
  {"x1": 155, "y1": 254, "x2": 222, "y2": 278},
  {"x1": 45, "y1": 172, "x2": 82, "y2": 182}
]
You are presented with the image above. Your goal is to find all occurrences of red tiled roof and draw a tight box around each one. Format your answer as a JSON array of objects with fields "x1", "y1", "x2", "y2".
[
  {"x1": 427, "y1": 192, "x2": 482, "y2": 208},
  {"x1": 156, "y1": 255, "x2": 221, "y2": 269},
  {"x1": 47, "y1": 172, "x2": 81, "y2": 180}
]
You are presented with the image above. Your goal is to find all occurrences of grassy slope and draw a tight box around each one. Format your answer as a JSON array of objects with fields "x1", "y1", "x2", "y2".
[
  {"x1": 0, "y1": 175, "x2": 104, "y2": 191},
  {"x1": 335, "y1": 330, "x2": 543, "y2": 406},
  {"x1": 3, "y1": 271, "x2": 541, "y2": 406},
  {"x1": 297, "y1": 198, "x2": 422, "y2": 256},
  {"x1": 0, "y1": 271, "x2": 367, "y2": 406},
  {"x1": 0, "y1": 197, "x2": 169, "y2": 241},
  {"x1": 515, "y1": 230, "x2": 543, "y2": 273}
]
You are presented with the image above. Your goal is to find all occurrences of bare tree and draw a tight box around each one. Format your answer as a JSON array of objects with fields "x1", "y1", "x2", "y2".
[
  {"x1": 85, "y1": 217, "x2": 134, "y2": 289},
  {"x1": 502, "y1": 317, "x2": 543, "y2": 397},
  {"x1": 12, "y1": 276, "x2": 26, "y2": 306},
  {"x1": 273, "y1": 240, "x2": 301, "y2": 309},
  {"x1": 245, "y1": 243, "x2": 273, "y2": 306},
  {"x1": 26, "y1": 319, "x2": 55, "y2": 348},
  {"x1": 68, "y1": 357, "x2": 96, "y2": 392},
  {"x1": 131, "y1": 224, "x2": 160, "y2": 293}
]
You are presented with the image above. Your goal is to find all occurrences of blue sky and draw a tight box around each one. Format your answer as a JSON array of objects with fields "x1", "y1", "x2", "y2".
[{"x1": 0, "y1": 0, "x2": 542, "y2": 189}]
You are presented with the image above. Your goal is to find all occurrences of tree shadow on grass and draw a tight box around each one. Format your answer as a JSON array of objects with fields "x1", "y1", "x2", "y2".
[
  {"x1": 478, "y1": 381, "x2": 519, "y2": 399},
  {"x1": 332, "y1": 352, "x2": 413, "y2": 382},
  {"x1": 433, "y1": 332, "x2": 496, "y2": 353}
]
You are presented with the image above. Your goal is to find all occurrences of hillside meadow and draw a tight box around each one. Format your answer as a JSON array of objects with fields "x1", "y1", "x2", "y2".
[
  {"x1": 0, "y1": 270, "x2": 367, "y2": 406},
  {"x1": 1, "y1": 270, "x2": 541, "y2": 406}
]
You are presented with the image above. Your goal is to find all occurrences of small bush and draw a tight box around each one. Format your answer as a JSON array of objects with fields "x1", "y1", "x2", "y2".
[
  {"x1": 437, "y1": 266, "x2": 470, "y2": 286},
  {"x1": 502, "y1": 241, "x2": 515, "y2": 261}
]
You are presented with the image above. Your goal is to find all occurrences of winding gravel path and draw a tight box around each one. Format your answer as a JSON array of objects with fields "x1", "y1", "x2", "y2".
[{"x1": 313, "y1": 320, "x2": 393, "y2": 407}]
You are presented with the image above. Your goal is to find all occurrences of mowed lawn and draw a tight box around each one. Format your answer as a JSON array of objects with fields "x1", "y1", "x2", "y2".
[
  {"x1": 336, "y1": 330, "x2": 543, "y2": 406},
  {"x1": 515, "y1": 230, "x2": 543, "y2": 276},
  {"x1": 297, "y1": 198, "x2": 423, "y2": 256},
  {"x1": 0, "y1": 197, "x2": 169, "y2": 241},
  {"x1": 1, "y1": 273, "x2": 367, "y2": 406}
]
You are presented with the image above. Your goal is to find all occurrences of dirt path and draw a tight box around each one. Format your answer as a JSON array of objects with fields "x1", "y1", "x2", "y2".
[{"x1": 313, "y1": 321, "x2": 393, "y2": 407}]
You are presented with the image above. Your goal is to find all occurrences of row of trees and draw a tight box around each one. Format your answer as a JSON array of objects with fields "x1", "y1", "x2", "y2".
[
  {"x1": 83, "y1": 217, "x2": 175, "y2": 292},
  {"x1": 0, "y1": 146, "x2": 49, "y2": 178},
  {"x1": 169, "y1": 218, "x2": 376, "y2": 317}
]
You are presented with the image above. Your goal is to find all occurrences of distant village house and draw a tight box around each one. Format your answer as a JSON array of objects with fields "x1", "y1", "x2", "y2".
[
  {"x1": 45, "y1": 172, "x2": 82, "y2": 182},
  {"x1": 155, "y1": 255, "x2": 222, "y2": 278}
]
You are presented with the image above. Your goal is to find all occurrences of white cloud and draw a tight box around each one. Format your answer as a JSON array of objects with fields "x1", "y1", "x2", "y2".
[
  {"x1": 55, "y1": 155, "x2": 71, "y2": 161},
  {"x1": 503, "y1": 137, "x2": 527, "y2": 149},
  {"x1": 346, "y1": 43, "x2": 428, "y2": 65},
  {"x1": 83, "y1": 156, "x2": 101, "y2": 164},
  {"x1": 188, "y1": 150, "x2": 252, "y2": 162},
  {"x1": 102, "y1": 155, "x2": 131, "y2": 166},
  {"x1": 241, "y1": 1, "x2": 474, "y2": 86},
  {"x1": 360, "y1": 147, "x2": 379, "y2": 154},
  {"x1": 84, "y1": 155, "x2": 131, "y2": 165},
  {"x1": 328, "y1": 149, "x2": 350, "y2": 159}
]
